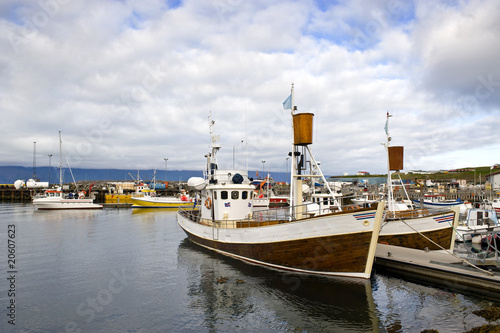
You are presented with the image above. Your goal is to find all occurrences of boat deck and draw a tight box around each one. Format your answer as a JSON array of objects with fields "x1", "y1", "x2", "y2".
[{"x1": 375, "y1": 244, "x2": 500, "y2": 296}]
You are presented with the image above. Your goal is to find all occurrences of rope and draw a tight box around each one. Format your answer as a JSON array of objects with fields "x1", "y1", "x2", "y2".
[{"x1": 395, "y1": 216, "x2": 494, "y2": 277}]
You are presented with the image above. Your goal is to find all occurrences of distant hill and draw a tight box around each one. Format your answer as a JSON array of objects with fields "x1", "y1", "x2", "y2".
[{"x1": 0, "y1": 166, "x2": 289, "y2": 184}]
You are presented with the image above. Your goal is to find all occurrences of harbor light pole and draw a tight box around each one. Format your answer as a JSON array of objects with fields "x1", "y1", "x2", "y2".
[
  {"x1": 33, "y1": 141, "x2": 36, "y2": 179},
  {"x1": 261, "y1": 160, "x2": 266, "y2": 175},
  {"x1": 164, "y1": 158, "x2": 168, "y2": 182},
  {"x1": 48, "y1": 154, "x2": 53, "y2": 185}
]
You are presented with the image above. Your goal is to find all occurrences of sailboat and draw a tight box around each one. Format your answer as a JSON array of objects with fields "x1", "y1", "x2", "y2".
[
  {"x1": 177, "y1": 87, "x2": 385, "y2": 279},
  {"x1": 377, "y1": 113, "x2": 458, "y2": 250},
  {"x1": 32, "y1": 132, "x2": 103, "y2": 210}
]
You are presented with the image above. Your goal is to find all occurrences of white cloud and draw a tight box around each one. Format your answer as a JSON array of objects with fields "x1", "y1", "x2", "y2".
[{"x1": 0, "y1": 0, "x2": 499, "y2": 178}]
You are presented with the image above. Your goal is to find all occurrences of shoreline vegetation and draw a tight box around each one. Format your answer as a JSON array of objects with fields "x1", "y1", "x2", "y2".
[{"x1": 331, "y1": 166, "x2": 496, "y2": 185}]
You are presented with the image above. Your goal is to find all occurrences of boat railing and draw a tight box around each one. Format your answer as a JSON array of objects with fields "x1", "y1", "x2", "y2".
[
  {"x1": 178, "y1": 201, "x2": 377, "y2": 229},
  {"x1": 457, "y1": 227, "x2": 500, "y2": 266},
  {"x1": 385, "y1": 207, "x2": 450, "y2": 220},
  {"x1": 178, "y1": 206, "x2": 293, "y2": 228}
]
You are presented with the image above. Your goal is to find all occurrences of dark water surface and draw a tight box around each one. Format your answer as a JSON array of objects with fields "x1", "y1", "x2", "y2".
[{"x1": 0, "y1": 203, "x2": 497, "y2": 332}]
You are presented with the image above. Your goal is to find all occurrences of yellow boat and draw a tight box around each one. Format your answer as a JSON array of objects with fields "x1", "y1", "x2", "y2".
[{"x1": 131, "y1": 189, "x2": 195, "y2": 208}]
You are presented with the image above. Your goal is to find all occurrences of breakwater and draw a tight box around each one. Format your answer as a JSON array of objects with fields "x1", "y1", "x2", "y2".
[{"x1": 0, "y1": 187, "x2": 32, "y2": 203}]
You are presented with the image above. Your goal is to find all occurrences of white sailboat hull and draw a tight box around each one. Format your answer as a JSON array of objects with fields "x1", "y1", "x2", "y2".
[{"x1": 33, "y1": 197, "x2": 103, "y2": 210}]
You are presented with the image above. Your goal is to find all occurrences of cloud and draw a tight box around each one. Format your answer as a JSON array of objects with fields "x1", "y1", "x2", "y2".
[
  {"x1": 414, "y1": 0, "x2": 500, "y2": 108},
  {"x1": 0, "y1": 0, "x2": 499, "y2": 179}
]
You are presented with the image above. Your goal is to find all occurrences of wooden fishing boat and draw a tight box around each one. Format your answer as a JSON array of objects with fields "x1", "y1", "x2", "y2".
[
  {"x1": 177, "y1": 88, "x2": 385, "y2": 279},
  {"x1": 378, "y1": 113, "x2": 459, "y2": 250}
]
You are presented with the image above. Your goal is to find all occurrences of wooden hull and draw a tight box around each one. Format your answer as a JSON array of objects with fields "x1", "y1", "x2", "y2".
[
  {"x1": 177, "y1": 204, "x2": 385, "y2": 279},
  {"x1": 379, "y1": 209, "x2": 459, "y2": 250}
]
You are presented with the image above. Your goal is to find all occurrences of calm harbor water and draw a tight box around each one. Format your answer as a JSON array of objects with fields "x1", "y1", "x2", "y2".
[{"x1": 0, "y1": 203, "x2": 498, "y2": 333}]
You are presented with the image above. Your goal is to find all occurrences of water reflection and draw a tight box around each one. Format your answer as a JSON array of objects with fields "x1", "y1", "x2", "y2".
[
  {"x1": 2, "y1": 203, "x2": 497, "y2": 332},
  {"x1": 178, "y1": 239, "x2": 383, "y2": 332},
  {"x1": 131, "y1": 207, "x2": 179, "y2": 215},
  {"x1": 372, "y1": 274, "x2": 494, "y2": 332}
]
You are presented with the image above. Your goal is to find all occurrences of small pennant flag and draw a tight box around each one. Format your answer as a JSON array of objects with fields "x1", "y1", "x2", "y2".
[
  {"x1": 283, "y1": 94, "x2": 292, "y2": 110},
  {"x1": 384, "y1": 111, "x2": 392, "y2": 135}
]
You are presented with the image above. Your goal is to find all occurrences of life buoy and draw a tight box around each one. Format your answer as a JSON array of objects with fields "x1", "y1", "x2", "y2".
[
  {"x1": 205, "y1": 197, "x2": 212, "y2": 209},
  {"x1": 78, "y1": 192, "x2": 85, "y2": 199}
]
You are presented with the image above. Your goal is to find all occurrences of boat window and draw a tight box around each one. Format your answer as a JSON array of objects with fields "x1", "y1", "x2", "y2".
[
  {"x1": 242, "y1": 191, "x2": 248, "y2": 200},
  {"x1": 231, "y1": 191, "x2": 239, "y2": 200},
  {"x1": 214, "y1": 191, "x2": 217, "y2": 200},
  {"x1": 221, "y1": 191, "x2": 228, "y2": 200}
]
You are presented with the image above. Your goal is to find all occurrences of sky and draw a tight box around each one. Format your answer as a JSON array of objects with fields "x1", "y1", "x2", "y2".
[{"x1": 1, "y1": 0, "x2": 499, "y2": 177}]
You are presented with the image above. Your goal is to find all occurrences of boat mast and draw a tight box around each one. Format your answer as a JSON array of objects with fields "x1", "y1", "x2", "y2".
[
  {"x1": 207, "y1": 114, "x2": 220, "y2": 183},
  {"x1": 289, "y1": 84, "x2": 295, "y2": 209},
  {"x1": 288, "y1": 85, "x2": 341, "y2": 216},
  {"x1": 384, "y1": 112, "x2": 394, "y2": 213}
]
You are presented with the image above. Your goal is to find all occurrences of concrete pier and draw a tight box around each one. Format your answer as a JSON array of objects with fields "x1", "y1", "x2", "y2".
[{"x1": 375, "y1": 244, "x2": 500, "y2": 297}]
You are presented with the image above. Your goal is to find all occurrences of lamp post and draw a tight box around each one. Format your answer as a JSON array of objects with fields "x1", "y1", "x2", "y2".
[
  {"x1": 164, "y1": 158, "x2": 168, "y2": 182},
  {"x1": 33, "y1": 141, "x2": 36, "y2": 179},
  {"x1": 48, "y1": 154, "x2": 53, "y2": 185},
  {"x1": 261, "y1": 160, "x2": 266, "y2": 175}
]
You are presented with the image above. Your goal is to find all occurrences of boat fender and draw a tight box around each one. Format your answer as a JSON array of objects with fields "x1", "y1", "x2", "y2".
[
  {"x1": 205, "y1": 197, "x2": 212, "y2": 209},
  {"x1": 232, "y1": 173, "x2": 244, "y2": 184}
]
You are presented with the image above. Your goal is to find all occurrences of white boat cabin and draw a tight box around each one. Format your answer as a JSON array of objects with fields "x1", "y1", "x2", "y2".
[
  {"x1": 196, "y1": 169, "x2": 255, "y2": 225},
  {"x1": 461, "y1": 209, "x2": 498, "y2": 228}
]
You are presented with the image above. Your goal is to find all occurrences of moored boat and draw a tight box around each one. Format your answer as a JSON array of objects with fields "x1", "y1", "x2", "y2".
[
  {"x1": 412, "y1": 194, "x2": 464, "y2": 210},
  {"x1": 378, "y1": 113, "x2": 459, "y2": 250},
  {"x1": 33, "y1": 187, "x2": 103, "y2": 210},
  {"x1": 131, "y1": 188, "x2": 194, "y2": 208},
  {"x1": 455, "y1": 208, "x2": 499, "y2": 243},
  {"x1": 252, "y1": 175, "x2": 289, "y2": 208},
  {"x1": 32, "y1": 132, "x2": 103, "y2": 210},
  {"x1": 351, "y1": 192, "x2": 384, "y2": 207},
  {"x1": 177, "y1": 90, "x2": 385, "y2": 279},
  {"x1": 482, "y1": 198, "x2": 500, "y2": 215},
  {"x1": 130, "y1": 170, "x2": 195, "y2": 208}
]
